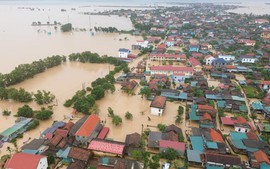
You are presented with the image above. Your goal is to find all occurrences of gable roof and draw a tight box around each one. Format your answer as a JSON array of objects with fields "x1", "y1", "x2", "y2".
[
  {"x1": 209, "y1": 129, "x2": 224, "y2": 143},
  {"x1": 5, "y1": 153, "x2": 46, "y2": 169},
  {"x1": 202, "y1": 112, "x2": 212, "y2": 121},
  {"x1": 150, "y1": 96, "x2": 166, "y2": 109},
  {"x1": 254, "y1": 150, "x2": 270, "y2": 164},
  {"x1": 205, "y1": 152, "x2": 241, "y2": 166},
  {"x1": 198, "y1": 104, "x2": 216, "y2": 112},
  {"x1": 159, "y1": 140, "x2": 185, "y2": 151},
  {"x1": 75, "y1": 114, "x2": 100, "y2": 137},
  {"x1": 189, "y1": 57, "x2": 201, "y2": 67},
  {"x1": 88, "y1": 139, "x2": 125, "y2": 155},
  {"x1": 68, "y1": 147, "x2": 92, "y2": 162}
]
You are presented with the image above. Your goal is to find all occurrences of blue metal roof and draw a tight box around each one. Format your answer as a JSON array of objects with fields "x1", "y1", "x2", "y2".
[
  {"x1": 190, "y1": 136, "x2": 204, "y2": 152},
  {"x1": 206, "y1": 142, "x2": 218, "y2": 149},
  {"x1": 260, "y1": 163, "x2": 270, "y2": 169},
  {"x1": 190, "y1": 108, "x2": 200, "y2": 121},
  {"x1": 187, "y1": 150, "x2": 202, "y2": 163},
  {"x1": 119, "y1": 48, "x2": 130, "y2": 52},
  {"x1": 217, "y1": 101, "x2": 226, "y2": 108},
  {"x1": 191, "y1": 81, "x2": 198, "y2": 87},
  {"x1": 231, "y1": 96, "x2": 245, "y2": 102},
  {"x1": 206, "y1": 164, "x2": 224, "y2": 169},
  {"x1": 230, "y1": 132, "x2": 248, "y2": 140},
  {"x1": 231, "y1": 139, "x2": 246, "y2": 150},
  {"x1": 251, "y1": 101, "x2": 264, "y2": 110}
]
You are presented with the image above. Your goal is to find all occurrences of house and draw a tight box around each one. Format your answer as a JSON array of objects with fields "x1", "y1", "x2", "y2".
[
  {"x1": 172, "y1": 73, "x2": 186, "y2": 84},
  {"x1": 150, "y1": 96, "x2": 166, "y2": 116},
  {"x1": 188, "y1": 57, "x2": 202, "y2": 72},
  {"x1": 97, "y1": 157, "x2": 144, "y2": 169},
  {"x1": 255, "y1": 19, "x2": 269, "y2": 24},
  {"x1": 197, "y1": 104, "x2": 217, "y2": 117},
  {"x1": 189, "y1": 45, "x2": 200, "y2": 52},
  {"x1": 260, "y1": 81, "x2": 270, "y2": 90},
  {"x1": 159, "y1": 140, "x2": 185, "y2": 156},
  {"x1": 205, "y1": 55, "x2": 215, "y2": 65},
  {"x1": 203, "y1": 152, "x2": 242, "y2": 168},
  {"x1": 221, "y1": 116, "x2": 252, "y2": 133},
  {"x1": 212, "y1": 58, "x2": 227, "y2": 68},
  {"x1": 121, "y1": 80, "x2": 138, "y2": 91},
  {"x1": 150, "y1": 65, "x2": 194, "y2": 77},
  {"x1": 125, "y1": 132, "x2": 141, "y2": 148},
  {"x1": 261, "y1": 31, "x2": 270, "y2": 39},
  {"x1": 68, "y1": 147, "x2": 92, "y2": 162},
  {"x1": 21, "y1": 139, "x2": 48, "y2": 154},
  {"x1": 249, "y1": 150, "x2": 270, "y2": 169},
  {"x1": 149, "y1": 53, "x2": 186, "y2": 62},
  {"x1": 88, "y1": 139, "x2": 125, "y2": 157},
  {"x1": 165, "y1": 40, "x2": 175, "y2": 47},
  {"x1": 135, "y1": 40, "x2": 149, "y2": 48},
  {"x1": 238, "y1": 39, "x2": 256, "y2": 46},
  {"x1": 75, "y1": 114, "x2": 102, "y2": 144},
  {"x1": 118, "y1": 48, "x2": 131, "y2": 58},
  {"x1": 148, "y1": 132, "x2": 162, "y2": 148},
  {"x1": 4, "y1": 153, "x2": 48, "y2": 169},
  {"x1": 0, "y1": 118, "x2": 33, "y2": 142},
  {"x1": 218, "y1": 54, "x2": 235, "y2": 61}
]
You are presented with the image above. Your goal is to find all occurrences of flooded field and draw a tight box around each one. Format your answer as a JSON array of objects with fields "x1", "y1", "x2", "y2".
[{"x1": 0, "y1": 62, "x2": 111, "y2": 155}]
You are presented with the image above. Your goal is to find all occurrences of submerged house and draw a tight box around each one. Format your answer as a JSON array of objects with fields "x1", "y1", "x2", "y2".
[
  {"x1": 150, "y1": 96, "x2": 166, "y2": 116},
  {"x1": 0, "y1": 118, "x2": 33, "y2": 142}
]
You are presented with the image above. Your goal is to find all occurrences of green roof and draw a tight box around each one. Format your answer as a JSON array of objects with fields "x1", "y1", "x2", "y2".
[
  {"x1": 190, "y1": 136, "x2": 204, "y2": 152},
  {"x1": 0, "y1": 118, "x2": 32, "y2": 137},
  {"x1": 217, "y1": 101, "x2": 226, "y2": 108},
  {"x1": 239, "y1": 105, "x2": 248, "y2": 112},
  {"x1": 206, "y1": 142, "x2": 218, "y2": 149},
  {"x1": 206, "y1": 164, "x2": 224, "y2": 169},
  {"x1": 251, "y1": 101, "x2": 264, "y2": 110}
]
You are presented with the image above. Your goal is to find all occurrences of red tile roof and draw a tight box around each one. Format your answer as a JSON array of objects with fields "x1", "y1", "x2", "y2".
[
  {"x1": 209, "y1": 129, "x2": 225, "y2": 143},
  {"x1": 254, "y1": 150, "x2": 270, "y2": 164},
  {"x1": 221, "y1": 117, "x2": 237, "y2": 125},
  {"x1": 75, "y1": 114, "x2": 100, "y2": 137},
  {"x1": 189, "y1": 57, "x2": 201, "y2": 67},
  {"x1": 97, "y1": 127, "x2": 109, "y2": 139},
  {"x1": 159, "y1": 140, "x2": 185, "y2": 151},
  {"x1": 5, "y1": 153, "x2": 46, "y2": 169},
  {"x1": 150, "y1": 65, "x2": 194, "y2": 72},
  {"x1": 150, "y1": 96, "x2": 166, "y2": 109},
  {"x1": 261, "y1": 81, "x2": 270, "y2": 85},
  {"x1": 202, "y1": 113, "x2": 212, "y2": 121},
  {"x1": 236, "y1": 116, "x2": 247, "y2": 124},
  {"x1": 198, "y1": 104, "x2": 216, "y2": 112},
  {"x1": 88, "y1": 140, "x2": 125, "y2": 155}
]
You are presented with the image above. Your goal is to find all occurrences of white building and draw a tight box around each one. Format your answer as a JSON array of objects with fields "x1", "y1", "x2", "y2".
[
  {"x1": 118, "y1": 48, "x2": 131, "y2": 58},
  {"x1": 240, "y1": 56, "x2": 256, "y2": 63},
  {"x1": 150, "y1": 96, "x2": 166, "y2": 116},
  {"x1": 205, "y1": 55, "x2": 215, "y2": 65},
  {"x1": 135, "y1": 40, "x2": 149, "y2": 48},
  {"x1": 150, "y1": 65, "x2": 194, "y2": 77},
  {"x1": 234, "y1": 124, "x2": 251, "y2": 133},
  {"x1": 218, "y1": 55, "x2": 235, "y2": 61},
  {"x1": 4, "y1": 153, "x2": 48, "y2": 169}
]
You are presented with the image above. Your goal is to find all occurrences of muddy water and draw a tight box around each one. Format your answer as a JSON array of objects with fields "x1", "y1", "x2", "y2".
[
  {"x1": 96, "y1": 84, "x2": 185, "y2": 142},
  {"x1": 0, "y1": 62, "x2": 111, "y2": 155},
  {"x1": 0, "y1": 4, "x2": 139, "y2": 73}
]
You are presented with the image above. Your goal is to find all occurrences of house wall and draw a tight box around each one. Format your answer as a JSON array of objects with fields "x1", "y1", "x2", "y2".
[
  {"x1": 165, "y1": 41, "x2": 174, "y2": 47},
  {"x1": 150, "y1": 70, "x2": 193, "y2": 77},
  {"x1": 206, "y1": 58, "x2": 214, "y2": 65},
  {"x1": 118, "y1": 52, "x2": 129, "y2": 58},
  {"x1": 37, "y1": 157, "x2": 48, "y2": 169},
  {"x1": 218, "y1": 55, "x2": 235, "y2": 61},
  {"x1": 172, "y1": 75, "x2": 185, "y2": 84},
  {"x1": 234, "y1": 126, "x2": 251, "y2": 133},
  {"x1": 242, "y1": 58, "x2": 256, "y2": 63},
  {"x1": 150, "y1": 107, "x2": 164, "y2": 116}
]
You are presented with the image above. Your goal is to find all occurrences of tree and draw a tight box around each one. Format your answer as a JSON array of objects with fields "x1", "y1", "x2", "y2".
[
  {"x1": 131, "y1": 150, "x2": 143, "y2": 161},
  {"x1": 89, "y1": 104, "x2": 99, "y2": 114},
  {"x1": 27, "y1": 119, "x2": 39, "y2": 131},
  {"x1": 33, "y1": 90, "x2": 55, "y2": 105},
  {"x1": 160, "y1": 148, "x2": 180, "y2": 160},
  {"x1": 107, "y1": 107, "x2": 114, "y2": 117},
  {"x1": 17, "y1": 105, "x2": 34, "y2": 118},
  {"x1": 125, "y1": 112, "x2": 133, "y2": 120},
  {"x1": 112, "y1": 115, "x2": 122, "y2": 126},
  {"x1": 2, "y1": 110, "x2": 11, "y2": 116},
  {"x1": 47, "y1": 153, "x2": 55, "y2": 165},
  {"x1": 73, "y1": 96, "x2": 95, "y2": 114},
  {"x1": 61, "y1": 23, "x2": 72, "y2": 32},
  {"x1": 157, "y1": 123, "x2": 166, "y2": 132},
  {"x1": 35, "y1": 108, "x2": 53, "y2": 120},
  {"x1": 91, "y1": 87, "x2": 105, "y2": 100},
  {"x1": 138, "y1": 87, "x2": 151, "y2": 98}
]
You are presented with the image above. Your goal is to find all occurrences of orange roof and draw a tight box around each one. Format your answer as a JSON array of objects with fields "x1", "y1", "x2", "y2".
[
  {"x1": 5, "y1": 153, "x2": 46, "y2": 169},
  {"x1": 202, "y1": 113, "x2": 212, "y2": 121},
  {"x1": 254, "y1": 150, "x2": 270, "y2": 164},
  {"x1": 198, "y1": 104, "x2": 216, "y2": 111},
  {"x1": 209, "y1": 128, "x2": 225, "y2": 143},
  {"x1": 261, "y1": 81, "x2": 270, "y2": 85},
  {"x1": 225, "y1": 65, "x2": 236, "y2": 69},
  {"x1": 150, "y1": 96, "x2": 166, "y2": 109},
  {"x1": 236, "y1": 116, "x2": 247, "y2": 124},
  {"x1": 75, "y1": 114, "x2": 100, "y2": 137}
]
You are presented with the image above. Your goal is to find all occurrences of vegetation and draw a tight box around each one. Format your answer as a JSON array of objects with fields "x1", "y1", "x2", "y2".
[
  {"x1": 175, "y1": 106, "x2": 184, "y2": 125},
  {"x1": 94, "y1": 26, "x2": 118, "y2": 33},
  {"x1": 242, "y1": 86, "x2": 264, "y2": 99},
  {"x1": 17, "y1": 105, "x2": 34, "y2": 118},
  {"x1": 2, "y1": 110, "x2": 11, "y2": 116},
  {"x1": 35, "y1": 108, "x2": 53, "y2": 120},
  {"x1": 160, "y1": 148, "x2": 180, "y2": 160},
  {"x1": 138, "y1": 87, "x2": 151, "y2": 99},
  {"x1": 26, "y1": 119, "x2": 40, "y2": 131},
  {"x1": 157, "y1": 123, "x2": 166, "y2": 132},
  {"x1": 112, "y1": 115, "x2": 122, "y2": 126},
  {"x1": 73, "y1": 95, "x2": 95, "y2": 114},
  {"x1": 33, "y1": 90, "x2": 55, "y2": 105},
  {"x1": 125, "y1": 112, "x2": 133, "y2": 120},
  {"x1": 107, "y1": 107, "x2": 114, "y2": 117},
  {"x1": 61, "y1": 23, "x2": 72, "y2": 32}
]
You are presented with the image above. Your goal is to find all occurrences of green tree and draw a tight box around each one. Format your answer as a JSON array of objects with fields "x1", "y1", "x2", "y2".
[
  {"x1": 112, "y1": 115, "x2": 122, "y2": 126},
  {"x1": 91, "y1": 87, "x2": 105, "y2": 100},
  {"x1": 107, "y1": 107, "x2": 114, "y2": 117},
  {"x1": 73, "y1": 96, "x2": 95, "y2": 114},
  {"x1": 27, "y1": 119, "x2": 40, "y2": 131},
  {"x1": 61, "y1": 23, "x2": 72, "y2": 32},
  {"x1": 17, "y1": 105, "x2": 34, "y2": 118},
  {"x1": 2, "y1": 110, "x2": 11, "y2": 116},
  {"x1": 47, "y1": 153, "x2": 55, "y2": 165},
  {"x1": 157, "y1": 123, "x2": 166, "y2": 132},
  {"x1": 138, "y1": 87, "x2": 151, "y2": 98},
  {"x1": 35, "y1": 108, "x2": 53, "y2": 120},
  {"x1": 160, "y1": 148, "x2": 180, "y2": 160},
  {"x1": 125, "y1": 112, "x2": 133, "y2": 120},
  {"x1": 33, "y1": 90, "x2": 55, "y2": 105}
]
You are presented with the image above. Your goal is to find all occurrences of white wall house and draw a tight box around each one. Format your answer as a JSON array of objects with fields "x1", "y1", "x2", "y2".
[
  {"x1": 205, "y1": 56, "x2": 215, "y2": 65},
  {"x1": 135, "y1": 40, "x2": 149, "y2": 48},
  {"x1": 218, "y1": 55, "x2": 235, "y2": 61},
  {"x1": 118, "y1": 48, "x2": 131, "y2": 58},
  {"x1": 240, "y1": 56, "x2": 256, "y2": 63},
  {"x1": 150, "y1": 96, "x2": 166, "y2": 116},
  {"x1": 234, "y1": 124, "x2": 251, "y2": 133},
  {"x1": 150, "y1": 65, "x2": 194, "y2": 77}
]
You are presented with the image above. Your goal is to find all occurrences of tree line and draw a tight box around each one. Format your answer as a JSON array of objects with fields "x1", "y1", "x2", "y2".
[
  {"x1": 94, "y1": 26, "x2": 118, "y2": 33},
  {"x1": 65, "y1": 52, "x2": 129, "y2": 115},
  {"x1": 0, "y1": 55, "x2": 66, "y2": 87}
]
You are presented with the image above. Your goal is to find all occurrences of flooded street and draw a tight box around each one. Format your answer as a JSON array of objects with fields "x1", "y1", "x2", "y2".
[{"x1": 0, "y1": 62, "x2": 111, "y2": 155}]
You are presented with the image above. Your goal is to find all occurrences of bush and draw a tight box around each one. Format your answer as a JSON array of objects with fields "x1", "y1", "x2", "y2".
[
  {"x1": 17, "y1": 105, "x2": 34, "y2": 118},
  {"x1": 157, "y1": 123, "x2": 166, "y2": 132},
  {"x1": 64, "y1": 99, "x2": 73, "y2": 107},
  {"x1": 35, "y1": 108, "x2": 53, "y2": 120},
  {"x1": 27, "y1": 119, "x2": 40, "y2": 131},
  {"x1": 125, "y1": 112, "x2": 133, "y2": 120},
  {"x1": 61, "y1": 23, "x2": 72, "y2": 32},
  {"x1": 112, "y1": 115, "x2": 122, "y2": 126},
  {"x1": 2, "y1": 110, "x2": 11, "y2": 116}
]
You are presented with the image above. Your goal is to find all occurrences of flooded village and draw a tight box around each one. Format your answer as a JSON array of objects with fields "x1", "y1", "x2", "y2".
[{"x1": 0, "y1": 1, "x2": 270, "y2": 169}]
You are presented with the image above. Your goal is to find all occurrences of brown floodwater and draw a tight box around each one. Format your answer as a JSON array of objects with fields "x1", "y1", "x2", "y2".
[
  {"x1": 0, "y1": 4, "x2": 139, "y2": 73},
  {"x1": 0, "y1": 62, "x2": 111, "y2": 155}
]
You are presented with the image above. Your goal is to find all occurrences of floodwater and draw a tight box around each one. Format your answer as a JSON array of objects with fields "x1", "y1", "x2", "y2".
[
  {"x1": 0, "y1": 4, "x2": 139, "y2": 73},
  {"x1": 226, "y1": 2, "x2": 270, "y2": 15},
  {"x1": 0, "y1": 62, "x2": 111, "y2": 155}
]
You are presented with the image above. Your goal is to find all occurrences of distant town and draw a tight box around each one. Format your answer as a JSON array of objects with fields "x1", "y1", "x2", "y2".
[{"x1": 1, "y1": 3, "x2": 270, "y2": 169}]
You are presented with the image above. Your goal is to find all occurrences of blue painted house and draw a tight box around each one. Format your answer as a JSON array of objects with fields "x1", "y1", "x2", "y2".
[{"x1": 189, "y1": 45, "x2": 200, "y2": 52}]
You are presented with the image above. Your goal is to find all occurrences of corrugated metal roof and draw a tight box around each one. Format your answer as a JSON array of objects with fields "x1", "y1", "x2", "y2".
[
  {"x1": 190, "y1": 136, "x2": 204, "y2": 152},
  {"x1": 187, "y1": 150, "x2": 202, "y2": 163}
]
